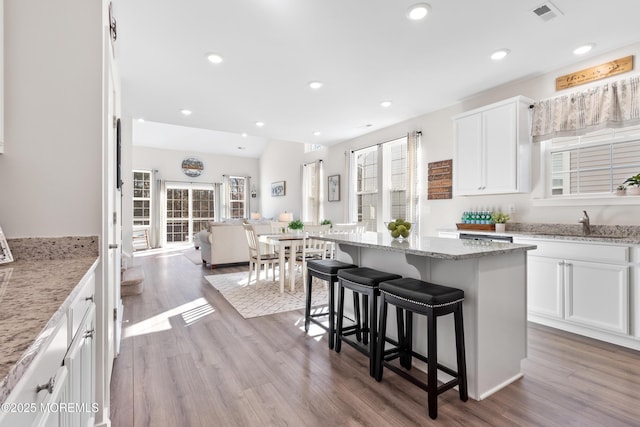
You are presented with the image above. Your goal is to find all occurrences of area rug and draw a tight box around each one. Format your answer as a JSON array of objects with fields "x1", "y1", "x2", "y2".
[
  {"x1": 183, "y1": 248, "x2": 204, "y2": 265},
  {"x1": 205, "y1": 272, "x2": 328, "y2": 319}
]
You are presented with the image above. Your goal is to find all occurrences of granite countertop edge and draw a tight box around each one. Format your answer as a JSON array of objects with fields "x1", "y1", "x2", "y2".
[{"x1": 315, "y1": 233, "x2": 536, "y2": 260}]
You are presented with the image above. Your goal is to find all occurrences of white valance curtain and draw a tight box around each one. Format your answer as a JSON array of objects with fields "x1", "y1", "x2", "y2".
[{"x1": 531, "y1": 75, "x2": 640, "y2": 142}]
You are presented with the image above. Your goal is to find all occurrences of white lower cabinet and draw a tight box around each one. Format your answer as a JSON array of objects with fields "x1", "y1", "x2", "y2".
[
  {"x1": 33, "y1": 367, "x2": 69, "y2": 427},
  {"x1": 564, "y1": 260, "x2": 628, "y2": 334},
  {"x1": 527, "y1": 255, "x2": 564, "y2": 319},
  {"x1": 0, "y1": 269, "x2": 95, "y2": 427},
  {"x1": 64, "y1": 305, "x2": 95, "y2": 427},
  {"x1": 516, "y1": 237, "x2": 636, "y2": 348}
]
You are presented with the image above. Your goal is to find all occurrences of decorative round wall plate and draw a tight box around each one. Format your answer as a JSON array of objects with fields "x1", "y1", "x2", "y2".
[{"x1": 182, "y1": 157, "x2": 204, "y2": 177}]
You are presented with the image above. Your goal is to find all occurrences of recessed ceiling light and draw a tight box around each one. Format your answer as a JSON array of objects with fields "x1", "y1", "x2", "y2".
[
  {"x1": 380, "y1": 101, "x2": 392, "y2": 108},
  {"x1": 573, "y1": 44, "x2": 594, "y2": 55},
  {"x1": 312, "y1": 130, "x2": 321, "y2": 136},
  {"x1": 255, "y1": 121, "x2": 265, "y2": 127},
  {"x1": 309, "y1": 81, "x2": 323, "y2": 90},
  {"x1": 137, "y1": 118, "x2": 145, "y2": 123},
  {"x1": 206, "y1": 53, "x2": 223, "y2": 64},
  {"x1": 180, "y1": 109, "x2": 192, "y2": 116},
  {"x1": 490, "y1": 49, "x2": 510, "y2": 60},
  {"x1": 241, "y1": 133, "x2": 248, "y2": 138},
  {"x1": 407, "y1": 3, "x2": 431, "y2": 20}
]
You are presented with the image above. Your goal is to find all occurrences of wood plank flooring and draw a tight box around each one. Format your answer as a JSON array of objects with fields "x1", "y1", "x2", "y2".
[{"x1": 110, "y1": 248, "x2": 640, "y2": 426}]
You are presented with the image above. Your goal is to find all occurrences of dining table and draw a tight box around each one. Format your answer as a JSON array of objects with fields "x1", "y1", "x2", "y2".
[{"x1": 258, "y1": 233, "x2": 305, "y2": 293}]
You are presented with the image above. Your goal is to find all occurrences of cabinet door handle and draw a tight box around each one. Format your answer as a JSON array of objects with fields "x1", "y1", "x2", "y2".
[
  {"x1": 84, "y1": 328, "x2": 95, "y2": 339},
  {"x1": 36, "y1": 377, "x2": 55, "y2": 394},
  {"x1": 85, "y1": 295, "x2": 94, "y2": 302}
]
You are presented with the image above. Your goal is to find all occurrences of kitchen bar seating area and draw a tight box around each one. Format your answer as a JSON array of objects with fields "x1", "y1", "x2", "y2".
[{"x1": 110, "y1": 247, "x2": 640, "y2": 426}]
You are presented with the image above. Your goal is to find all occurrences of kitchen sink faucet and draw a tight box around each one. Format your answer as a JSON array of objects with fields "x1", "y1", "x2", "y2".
[{"x1": 578, "y1": 210, "x2": 590, "y2": 235}]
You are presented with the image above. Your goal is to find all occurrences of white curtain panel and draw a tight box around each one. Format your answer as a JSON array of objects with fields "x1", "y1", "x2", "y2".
[
  {"x1": 151, "y1": 172, "x2": 165, "y2": 248},
  {"x1": 532, "y1": 75, "x2": 640, "y2": 142},
  {"x1": 221, "y1": 175, "x2": 229, "y2": 219},
  {"x1": 407, "y1": 130, "x2": 421, "y2": 235}
]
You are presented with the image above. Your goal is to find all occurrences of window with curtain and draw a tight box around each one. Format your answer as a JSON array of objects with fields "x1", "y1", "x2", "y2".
[
  {"x1": 302, "y1": 160, "x2": 323, "y2": 224},
  {"x1": 228, "y1": 176, "x2": 247, "y2": 218},
  {"x1": 352, "y1": 135, "x2": 418, "y2": 232},
  {"x1": 165, "y1": 185, "x2": 215, "y2": 244},
  {"x1": 132, "y1": 170, "x2": 152, "y2": 227},
  {"x1": 545, "y1": 125, "x2": 640, "y2": 196}
]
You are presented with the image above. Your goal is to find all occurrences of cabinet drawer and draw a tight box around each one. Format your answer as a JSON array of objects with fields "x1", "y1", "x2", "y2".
[
  {"x1": 68, "y1": 272, "x2": 95, "y2": 343},
  {"x1": 517, "y1": 239, "x2": 629, "y2": 263}
]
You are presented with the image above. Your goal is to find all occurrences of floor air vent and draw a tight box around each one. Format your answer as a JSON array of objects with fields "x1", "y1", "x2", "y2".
[{"x1": 532, "y1": 2, "x2": 563, "y2": 22}]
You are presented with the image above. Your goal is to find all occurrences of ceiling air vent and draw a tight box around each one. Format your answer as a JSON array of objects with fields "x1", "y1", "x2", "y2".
[{"x1": 532, "y1": 2, "x2": 563, "y2": 22}]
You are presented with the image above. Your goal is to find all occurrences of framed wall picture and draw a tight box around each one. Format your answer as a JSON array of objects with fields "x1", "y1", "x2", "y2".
[
  {"x1": 328, "y1": 174, "x2": 340, "y2": 202},
  {"x1": 0, "y1": 227, "x2": 13, "y2": 264},
  {"x1": 271, "y1": 181, "x2": 286, "y2": 197}
]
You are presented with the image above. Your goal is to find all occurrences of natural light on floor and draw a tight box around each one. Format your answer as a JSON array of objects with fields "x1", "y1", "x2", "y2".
[
  {"x1": 123, "y1": 297, "x2": 214, "y2": 338},
  {"x1": 296, "y1": 308, "x2": 330, "y2": 342}
]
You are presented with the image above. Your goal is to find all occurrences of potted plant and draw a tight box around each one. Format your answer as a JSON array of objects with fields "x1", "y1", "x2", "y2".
[
  {"x1": 614, "y1": 184, "x2": 627, "y2": 196},
  {"x1": 623, "y1": 174, "x2": 640, "y2": 196},
  {"x1": 288, "y1": 219, "x2": 304, "y2": 233},
  {"x1": 491, "y1": 211, "x2": 510, "y2": 233},
  {"x1": 320, "y1": 219, "x2": 332, "y2": 228}
]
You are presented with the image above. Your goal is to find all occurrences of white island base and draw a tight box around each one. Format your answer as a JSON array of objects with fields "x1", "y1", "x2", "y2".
[{"x1": 331, "y1": 237, "x2": 530, "y2": 401}]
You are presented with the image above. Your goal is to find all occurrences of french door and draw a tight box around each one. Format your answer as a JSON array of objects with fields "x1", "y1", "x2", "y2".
[{"x1": 165, "y1": 185, "x2": 214, "y2": 244}]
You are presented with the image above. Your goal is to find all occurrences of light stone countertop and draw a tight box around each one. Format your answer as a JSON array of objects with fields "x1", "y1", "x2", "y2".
[
  {"x1": 314, "y1": 231, "x2": 536, "y2": 260},
  {"x1": 0, "y1": 236, "x2": 98, "y2": 405},
  {"x1": 440, "y1": 223, "x2": 640, "y2": 244}
]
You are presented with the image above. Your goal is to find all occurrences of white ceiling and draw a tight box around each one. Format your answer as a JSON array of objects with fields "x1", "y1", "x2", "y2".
[{"x1": 113, "y1": 0, "x2": 640, "y2": 157}]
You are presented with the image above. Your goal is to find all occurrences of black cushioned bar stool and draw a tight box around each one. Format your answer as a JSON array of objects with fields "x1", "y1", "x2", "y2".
[
  {"x1": 305, "y1": 259, "x2": 358, "y2": 349},
  {"x1": 335, "y1": 267, "x2": 401, "y2": 377},
  {"x1": 375, "y1": 278, "x2": 468, "y2": 420}
]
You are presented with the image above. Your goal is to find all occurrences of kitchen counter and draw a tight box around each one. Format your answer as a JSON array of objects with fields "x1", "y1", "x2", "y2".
[
  {"x1": 314, "y1": 231, "x2": 536, "y2": 259},
  {"x1": 0, "y1": 236, "x2": 98, "y2": 405},
  {"x1": 440, "y1": 223, "x2": 640, "y2": 244}
]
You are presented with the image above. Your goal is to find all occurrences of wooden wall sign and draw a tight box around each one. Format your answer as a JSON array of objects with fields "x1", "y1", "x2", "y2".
[
  {"x1": 556, "y1": 55, "x2": 633, "y2": 91},
  {"x1": 427, "y1": 159, "x2": 452, "y2": 200}
]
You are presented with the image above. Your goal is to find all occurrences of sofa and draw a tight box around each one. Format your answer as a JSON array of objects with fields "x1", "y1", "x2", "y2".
[{"x1": 197, "y1": 220, "x2": 273, "y2": 268}]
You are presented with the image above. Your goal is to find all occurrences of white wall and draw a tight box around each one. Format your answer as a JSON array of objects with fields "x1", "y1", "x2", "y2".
[
  {"x1": 133, "y1": 145, "x2": 259, "y2": 188},
  {"x1": 0, "y1": 0, "x2": 103, "y2": 238},
  {"x1": 259, "y1": 139, "x2": 305, "y2": 220},
  {"x1": 293, "y1": 42, "x2": 640, "y2": 235},
  {"x1": 131, "y1": 145, "x2": 260, "y2": 221}
]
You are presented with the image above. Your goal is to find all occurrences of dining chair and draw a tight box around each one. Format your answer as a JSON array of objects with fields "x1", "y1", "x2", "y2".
[
  {"x1": 270, "y1": 221, "x2": 289, "y2": 234},
  {"x1": 332, "y1": 223, "x2": 358, "y2": 233},
  {"x1": 242, "y1": 223, "x2": 280, "y2": 286},
  {"x1": 295, "y1": 225, "x2": 330, "y2": 288}
]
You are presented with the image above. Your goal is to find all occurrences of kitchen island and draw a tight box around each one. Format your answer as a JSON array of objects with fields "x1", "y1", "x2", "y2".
[{"x1": 314, "y1": 232, "x2": 536, "y2": 400}]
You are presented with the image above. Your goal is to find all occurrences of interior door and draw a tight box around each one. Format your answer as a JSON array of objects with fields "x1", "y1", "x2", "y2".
[{"x1": 103, "y1": 23, "x2": 122, "y2": 380}]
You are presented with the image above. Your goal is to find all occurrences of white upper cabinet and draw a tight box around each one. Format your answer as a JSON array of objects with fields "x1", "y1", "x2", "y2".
[{"x1": 453, "y1": 96, "x2": 533, "y2": 196}]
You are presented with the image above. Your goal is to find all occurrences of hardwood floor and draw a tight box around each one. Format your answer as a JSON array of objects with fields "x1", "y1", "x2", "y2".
[{"x1": 111, "y1": 248, "x2": 640, "y2": 426}]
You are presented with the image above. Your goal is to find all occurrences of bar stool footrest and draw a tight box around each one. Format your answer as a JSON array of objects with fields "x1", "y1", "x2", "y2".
[{"x1": 381, "y1": 361, "x2": 462, "y2": 396}]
